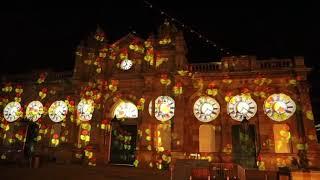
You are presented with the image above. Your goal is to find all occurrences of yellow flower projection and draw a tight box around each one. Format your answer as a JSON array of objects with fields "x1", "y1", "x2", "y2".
[
  {"x1": 306, "y1": 110, "x2": 314, "y2": 120},
  {"x1": 48, "y1": 101, "x2": 68, "y2": 122},
  {"x1": 26, "y1": 101, "x2": 44, "y2": 122},
  {"x1": 206, "y1": 88, "x2": 218, "y2": 96},
  {"x1": 113, "y1": 101, "x2": 138, "y2": 119},
  {"x1": 193, "y1": 96, "x2": 220, "y2": 122},
  {"x1": 77, "y1": 99, "x2": 94, "y2": 121},
  {"x1": 159, "y1": 37, "x2": 171, "y2": 45},
  {"x1": 3, "y1": 101, "x2": 22, "y2": 122},
  {"x1": 154, "y1": 96, "x2": 175, "y2": 122},
  {"x1": 273, "y1": 124, "x2": 291, "y2": 153},
  {"x1": 264, "y1": 93, "x2": 296, "y2": 122},
  {"x1": 80, "y1": 123, "x2": 91, "y2": 143},
  {"x1": 173, "y1": 82, "x2": 183, "y2": 96},
  {"x1": 227, "y1": 94, "x2": 257, "y2": 121}
]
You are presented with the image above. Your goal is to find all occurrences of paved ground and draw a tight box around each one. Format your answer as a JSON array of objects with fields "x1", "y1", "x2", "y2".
[{"x1": 0, "y1": 164, "x2": 171, "y2": 180}]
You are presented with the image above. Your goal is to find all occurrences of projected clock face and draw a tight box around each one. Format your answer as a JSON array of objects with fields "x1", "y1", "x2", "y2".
[
  {"x1": 227, "y1": 94, "x2": 257, "y2": 121},
  {"x1": 193, "y1": 96, "x2": 220, "y2": 122},
  {"x1": 48, "y1": 101, "x2": 68, "y2": 122},
  {"x1": 120, "y1": 59, "x2": 133, "y2": 70},
  {"x1": 148, "y1": 100, "x2": 153, "y2": 116},
  {"x1": 113, "y1": 101, "x2": 138, "y2": 119},
  {"x1": 264, "y1": 93, "x2": 296, "y2": 122},
  {"x1": 3, "y1": 101, "x2": 22, "y2": 122},
  {"x1": 154, "y1": 96, "x2": 175, "y2": 122},
  {"x1": 26, "y1": 101, "x2": 44, "y2": 122},
  {"x1": 77, "y1": 99, "x2": 94, "y2": 121}
]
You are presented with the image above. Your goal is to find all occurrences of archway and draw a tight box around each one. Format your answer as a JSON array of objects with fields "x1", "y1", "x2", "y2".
[{"x1": 109, "y1": 100, "x2": 138, "y2": 165}]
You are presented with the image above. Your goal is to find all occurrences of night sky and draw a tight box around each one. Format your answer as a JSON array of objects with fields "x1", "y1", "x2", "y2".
[{"x1": 0, "y1": 2, "x2": 317, "y2": 73}]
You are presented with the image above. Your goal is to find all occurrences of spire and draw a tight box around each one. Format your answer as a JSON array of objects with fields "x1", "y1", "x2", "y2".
[
  {"x1": 158, "y1": 19, "x2": 177, "y2": 38},
  {"x1": 94, "y1": 24, "x2": 106, "y2": 42}
]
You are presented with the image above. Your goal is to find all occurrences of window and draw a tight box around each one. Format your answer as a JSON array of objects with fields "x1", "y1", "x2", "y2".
[
  {"x1": 199, "y1": 125, "x2": 216, "y2": 152},
  {"x1": 273, "y1": 124, "x2": 291, "y2": 153},
  {"x1": 156, "y1": 123, "x2": 171, "y2": 151}
]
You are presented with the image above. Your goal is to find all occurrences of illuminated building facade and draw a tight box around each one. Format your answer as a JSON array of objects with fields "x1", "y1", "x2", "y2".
[{"x1": 0, "y1": 22, "x2": 319, "y2": 170}]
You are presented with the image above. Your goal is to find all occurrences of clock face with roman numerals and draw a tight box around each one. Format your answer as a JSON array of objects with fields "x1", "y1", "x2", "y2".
[
  {"x1": 120, "y1": 59, "x2": 133, "y2": 70},
  {"x1": 193, "y1": 96, "x2": 220, "y2": 122},
  {"x1": 3, "y1": 101, "x2": 22, "y2": 122},
  {"x1": 26, "y1": 101, "x2": 44, "y2": 122},
  {"x1": 227, "y1": 94, "x2": 257, "y2": 121},
  {"x1": 77, "y1": 99, "x2": 94, "y2": 121},
  {"x1": 48, "y1": 101, "x2": 68, "y2": 122},
  {"x1": 155, "y1": 96, "x2": 175, "y2": 122},
  {"x1": 264, "y1": 93, "x2": 296, "y2": 122}
]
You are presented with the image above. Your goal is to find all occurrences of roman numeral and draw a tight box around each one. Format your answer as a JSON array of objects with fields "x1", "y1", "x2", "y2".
[{"x1": 285, "y1": 110, "x2": 292, "y2": 114}]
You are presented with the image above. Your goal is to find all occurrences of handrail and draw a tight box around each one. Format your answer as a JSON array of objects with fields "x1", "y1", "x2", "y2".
[
  {"x1": 188, "y1": 62, "x2": 222, "y2": 72},
  {"x1": 256, "y1": 59, "x2": 293, "y2": 69}
]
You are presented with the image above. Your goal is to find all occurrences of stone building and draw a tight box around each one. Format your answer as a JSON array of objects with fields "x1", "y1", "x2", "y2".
[{"x1": 0, "y1": 22, "x2": 318, "y2": 171}]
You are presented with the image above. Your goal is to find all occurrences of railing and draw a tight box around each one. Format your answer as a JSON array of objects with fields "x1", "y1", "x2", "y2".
[
  {"x1": 187, "y1": 163, "x2": 240, "y2": 179},
  {"x1": 210, "y1": 163, "x2": 239, "y2": 179},
  {"x1": 189, "y1": 62, "x2": 222, "y2": 73},
  {"x1": 256, "y1": 59, "x2": 293, "y2": 70},
  {"x1": 47, "y1": 71, "x2": 73, "y2": 81}
]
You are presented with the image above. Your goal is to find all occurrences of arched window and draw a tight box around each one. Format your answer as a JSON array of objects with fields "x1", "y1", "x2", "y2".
[
  {"x1": 273, "y1": 124, "x2": 291, "y2": 153},
  {"x1": 199, "y1": 124, "x2": 216, "y2": 152}
]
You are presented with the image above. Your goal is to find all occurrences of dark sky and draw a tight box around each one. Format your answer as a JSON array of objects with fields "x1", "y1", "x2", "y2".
[
  {"x1": 0, "y1": 2, "x2": 318, "y2": 74},
  {"x1": 0, "y1": 2, "x2": 320, "y2": 130}
]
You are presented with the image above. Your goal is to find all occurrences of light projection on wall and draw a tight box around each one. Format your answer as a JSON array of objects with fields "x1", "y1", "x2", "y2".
[
  {"x1": 199, "y1": 125, "x2": 216, "y2": 152},
  {"x1": 264, "y1": 93, "x2": 296, "y2": 122},
  {"x1": 113, "y1": 101, "x2": 138, "y2": 119},
  {"x1": 48, "y1": 100, "x2": 68, "y2": 122},
  {"x1": 154, "y1": 96, "x2": 175, "y2": 122},
  {"x1": 120, "y1": 59, "x2": 133, "y2": 70},
  {"x1": 273, "y1": 124, "x2": 291, "y2": 153},
  {"x1": 26, "y1": 101, "x2": 44, "y2": 122},
  {"x1": 148, "y1": 100, "x2": 153, "y2": 116},
  {"x1": 3, "y1": 101, "x2": 22, "y2": 122},
  {"x1": 193, "y1": 96, "x2": 220, "y2": 122},
  {"x1": 227, "y1": 94, "x2": 257, "y2": 121},
  {"x1": 77, "y1": 99, "x2": 94, "y2": 121}
]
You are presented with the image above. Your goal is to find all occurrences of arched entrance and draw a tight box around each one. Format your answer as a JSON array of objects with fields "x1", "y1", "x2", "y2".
[{"x1": 109, "y1": 100, "x2": 138, "y2": 165}]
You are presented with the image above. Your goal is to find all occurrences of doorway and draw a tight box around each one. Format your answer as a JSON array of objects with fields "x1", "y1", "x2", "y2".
[
  {"x1": 232, "y1": 124, "x2": 257, "y2": 168},
  {"x1": 24, "y1": 121, "x2": 39, "y2": 158},
  {"x1": 109, "y1": 120, "x2": 137, "y2": 165}
]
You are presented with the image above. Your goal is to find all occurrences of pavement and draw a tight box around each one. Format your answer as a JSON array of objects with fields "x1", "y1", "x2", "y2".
[{"x1": 0, "y1": 164, "x2": 171, "y2": 180}]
